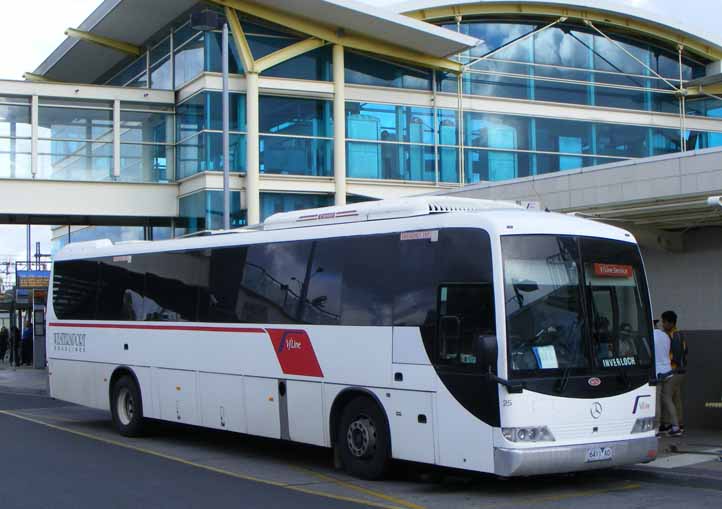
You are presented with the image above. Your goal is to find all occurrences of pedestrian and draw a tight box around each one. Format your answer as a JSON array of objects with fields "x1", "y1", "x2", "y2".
[
  {"x1": 0, "y1": 325, "x2": 8, "y2": 363},
  {"x1": 653, "y1": 319, "x2": 674, "y2": 434},
  {"x1": 10, "y1": 325, "x2": 20, "y2": 367},
  {"x1": 661, "y1": 310, "x2": 688, "y2": 434},
  {"x1": 21, "y1": 321, "x2": 33, "y2": 366}
]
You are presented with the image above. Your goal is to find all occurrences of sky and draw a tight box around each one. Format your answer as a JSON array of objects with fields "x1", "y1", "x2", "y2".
[{"x1": 0, "y1": 0, "x2": 719, "y2": 267}]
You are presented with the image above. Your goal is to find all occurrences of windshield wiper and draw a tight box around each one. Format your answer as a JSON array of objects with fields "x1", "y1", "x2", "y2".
[{"x1": 556, "y1": 366, "x2": 572, "y2": 393}]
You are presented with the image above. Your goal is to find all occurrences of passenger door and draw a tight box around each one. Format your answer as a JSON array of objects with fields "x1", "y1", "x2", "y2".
[{"x1": 435, "y1": 283, "x2": 499, "y2": 425}]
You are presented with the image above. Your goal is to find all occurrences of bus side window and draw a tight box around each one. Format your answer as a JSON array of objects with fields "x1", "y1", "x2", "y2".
[{"x1": 437, "y1": 284, "x2": 495, "y2": 367}]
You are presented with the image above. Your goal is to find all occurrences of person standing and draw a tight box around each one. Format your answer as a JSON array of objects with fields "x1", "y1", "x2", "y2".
[
  {"x1": 21, "y1": 321, "x2": 33, "y2": 366},
  {"x1": 662, "y1": 310, "x2": 688, "y2": 434},
  {"x1": 10, "y1": 325, "x2": 20, "y2": 367},
  {"x1": 653, "y1": 320, "x2": 674, "y2": 434},
  {"x1": 0, "y1": 326, "x2": 8, "y2": 363}
]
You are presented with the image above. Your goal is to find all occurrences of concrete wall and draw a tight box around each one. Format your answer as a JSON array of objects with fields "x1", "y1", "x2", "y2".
[{"x1": 642, "y1": 227, "x2": 722, "y2": 430}]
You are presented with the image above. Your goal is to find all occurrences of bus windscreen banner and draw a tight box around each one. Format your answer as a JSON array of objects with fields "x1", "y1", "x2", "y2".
[{"x1": 593, "y1": 263, "x2": 633, "y2": 278}]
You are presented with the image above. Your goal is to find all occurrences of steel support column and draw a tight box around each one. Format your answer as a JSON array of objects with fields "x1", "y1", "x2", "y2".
[
  {"x1": 245, "y1": 72, "x2": 260, "y2": 225},
  {"x1": 333, "y1": 44, "x2": 347, "y2": 206}
]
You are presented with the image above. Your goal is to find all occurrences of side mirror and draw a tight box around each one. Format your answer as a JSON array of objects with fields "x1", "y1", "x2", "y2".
[{"x1": 476, "y1": 335, "x2": 498, "y2": 373}]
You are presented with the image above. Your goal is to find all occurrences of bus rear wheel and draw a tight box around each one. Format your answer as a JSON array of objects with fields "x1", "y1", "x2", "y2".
[
  {"x1": 336, "y1": 396, "x2": 390, "y2": 480},
  {"x1": 110, "y1": 375, "x2": 145, "y2": 437}
]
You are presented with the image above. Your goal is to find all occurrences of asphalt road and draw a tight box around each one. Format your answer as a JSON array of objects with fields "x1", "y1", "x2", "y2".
[
  {"x1": 0, "y1": 392, "x2": 374, "y2": 509},
  {"x1": 1, "y1": 390, "x2": 720, "y2": 509}
]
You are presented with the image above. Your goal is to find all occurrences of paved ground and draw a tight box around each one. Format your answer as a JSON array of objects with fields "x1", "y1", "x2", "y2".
[{"x1": 1, "y1": 367, "x2": 721, "y2": 508}]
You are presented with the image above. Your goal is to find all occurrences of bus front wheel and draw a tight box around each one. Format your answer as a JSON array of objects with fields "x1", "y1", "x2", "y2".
[
  {"x1": 336, "y1": 396, "x2": 390, "y2": 480},
  {"x1": 110, "y1": 375, "x2": 145, "y2": 437}
]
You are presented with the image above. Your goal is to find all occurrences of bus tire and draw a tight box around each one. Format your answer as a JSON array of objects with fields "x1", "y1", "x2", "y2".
[
  {"x1": 110, "y1": 375, "x2": 145, "y2": 437},
  {"x1": 336, "y1": 396, "x2": 390, "y2": 480}
]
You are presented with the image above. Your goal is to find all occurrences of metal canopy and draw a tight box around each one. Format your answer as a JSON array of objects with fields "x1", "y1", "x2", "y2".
[
  {"x1": 35, "y1": 0, "x2": 200, "y2": 83},
  {"x1": 34, "y1": 0, "x2": 478, "y2": 84},
  {"x1": 241, "y1": 0, "x2": 478, "y2": 58}
]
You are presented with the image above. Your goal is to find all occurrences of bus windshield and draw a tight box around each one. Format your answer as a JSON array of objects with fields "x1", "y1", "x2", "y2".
[{"x1": 502, "y1": 235, "x2": 653, "y2": 376}]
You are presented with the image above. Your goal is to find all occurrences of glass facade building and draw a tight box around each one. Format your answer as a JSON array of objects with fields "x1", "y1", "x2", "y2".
[{"x1": 10, "y1": 1, "x2": 722, "y2": 243}]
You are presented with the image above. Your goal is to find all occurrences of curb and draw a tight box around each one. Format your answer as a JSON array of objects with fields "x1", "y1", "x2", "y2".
[{"x1": 618, "y1": 465, "x2": 722, "y2": 491}]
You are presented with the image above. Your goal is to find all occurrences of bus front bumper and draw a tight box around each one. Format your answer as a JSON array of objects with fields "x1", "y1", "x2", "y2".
[{"x1": 494, "y1": 436, "x2": 658, "y2": 477}]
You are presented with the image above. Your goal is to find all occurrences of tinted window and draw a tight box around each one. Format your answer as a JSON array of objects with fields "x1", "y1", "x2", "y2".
[
  {"x1": 96, "y1": 258, "x2": 145, "y2": 320},
  {"x1": 199, "y1": 247, "x2": 247, "y2": 323},
  {"x1": 239, "y1": 241, "x2": 312, "y2": 323},
  {"x1": 140, "y1": 252, "x2": 204, "y2": 322},
  {"x1": 302, "y1": 240, "x2": 343, "y2": 325},
  {"x1": 340, "y1": 235, "x2": 396, "y2": 326},
  {"x1": 53, "y1": 260, "x2": 98, "y2": 320}
]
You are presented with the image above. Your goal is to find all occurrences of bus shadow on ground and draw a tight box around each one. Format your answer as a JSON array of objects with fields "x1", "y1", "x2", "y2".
[{"x1": 94, "y1": 417, "x2": 627, "y2": 496}]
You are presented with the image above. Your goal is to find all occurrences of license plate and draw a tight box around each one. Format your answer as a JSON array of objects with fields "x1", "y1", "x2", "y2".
[{"x1": 585, "y1": 447, "x2": 613, "y2": 463}]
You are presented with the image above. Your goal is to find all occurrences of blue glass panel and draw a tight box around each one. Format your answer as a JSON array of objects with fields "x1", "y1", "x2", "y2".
[
  {"x1": 260, "y1": 136, "x2": 332, "y2": 176},
  {"x1": 150, "y1": 57, "x2": 172, "y2": 90},
  {"x1": 464, "y1": 149, "x2": 532, "y2": 182},
  {"x1": 465, "y1": 71, "x2": 531, "y2": 100},
  {"x1": 260, "y1": 96, "x2": 331, "y2": 137},
  {"x1": 346, "y1": 102, "x2": 434, "y2": 144},
  {"x1": 651, "y1": 128, "x2": 681, "y2": 155},
  {"x1": 205, "y1": 31, "x2": 243, "y2": 74},
  {"x1": 174, "y1": 22, "x2": 200, "y2": 48},
  {"x1": 437, "y1": 109, "x2": 458, "y2": 146},
  {"x1": 436, "y1": 71, "x2": 458, "y2": 93},
  {"x1": 452, "y1": 21, "x2": 537, "y2": 60},
  {"x1": 260, "y1": 193, "x2": 332, "y2": 222},
  {"x1": 596, "y1": 124, "x2": 651, "y2": 157},
  {"x1": 438, "y1": 146, "x2": 459, "y2": 183},
  {"x1": 535, "y1": 118, "x2": 593, "y2": 154},
  {"x1": 37, "y1": 140, "x2": 113, "y2": 181},
  {"x1": 108, "y1": 55, "x2": 147, "y2": 86},
  {"x1": 178, "y1": 132, "x2": 245, "y2": 179},
  {"x1": 179, "y1": 190, "x2": 245, "y2": 233},
  {"x1": 38, "y1": 107, "x2": 113, "y2": 141},
  {"x1": 0, "y1": 137, "x2": 31, "y2": 178},
  {"x1": 175, "y1": 33, "x2": 204, "y2": 88},
  {"x1": 247, "y1": 34, "x2": 300, "y2": 59},
  {"x1": 177, "y1": 92, "x2": 245, "y2": 141},
  {"x1": 263, "y1": 46, "x2": 332, "y2": 81},
  {"x1": 533, "y1": 65, "x2": 591, "y2": 105},
  {"x1": 0, "y1": 104, "x2": 31, "y2": 137},
  {"x1": 345, "y1": 50, "x2": 431, "y2": 90},
  {"x1": 535, "y1": 153, "x2": 616, "y2": 174},
  {"x1": 119, "y1": 144, "x2": 173, "y2": 182},
  {"x1": 346, "y1": 141, "x2": 434, "y2": 181},
  {"x1": 150, "y1": 36, "x2": 171, "y2": 66},
  {"x1": 120, "y1": 110, "x2": 172, "y2": 144},
  {"x1": 464, "y1": 112, "x2": 531, "y2": 150},
  {"x1": 594, "y1": 85, "x2": 648, "y2": 110}
]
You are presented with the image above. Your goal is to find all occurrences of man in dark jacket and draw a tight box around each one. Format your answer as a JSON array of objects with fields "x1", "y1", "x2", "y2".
[{"x1": 0, "y1": 326, "x2": 8, "y2": 363}]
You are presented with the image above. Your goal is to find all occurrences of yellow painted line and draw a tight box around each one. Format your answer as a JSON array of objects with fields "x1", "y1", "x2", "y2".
[
  {"x1": 294, "y1": 467, "x2": 425, "y2": 509},
  {"x1": 478, "y1": 482, "x2": 641, "y2": 508},
  {"x1": 0, "y1": 410, "x2": 404, "y2": 509}
]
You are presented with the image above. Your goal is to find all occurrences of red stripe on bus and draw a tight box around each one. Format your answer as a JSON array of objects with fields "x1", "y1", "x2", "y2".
[{"x1": 47, "y1": 323, "x2": 266, "y2": 334}]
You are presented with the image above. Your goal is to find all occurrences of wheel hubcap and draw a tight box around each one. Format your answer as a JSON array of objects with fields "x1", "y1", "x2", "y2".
[
  {"x1": 117, "y1": 387, "x2": 134, "y2": 426},
  {"x1": 346, "y1": 416, "x2": 377, "y2": 458}
]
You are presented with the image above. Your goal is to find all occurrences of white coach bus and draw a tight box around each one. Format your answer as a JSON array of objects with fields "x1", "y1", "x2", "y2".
[{"x1": 47, "y1": 197, "x2": 658, "y2": 479}]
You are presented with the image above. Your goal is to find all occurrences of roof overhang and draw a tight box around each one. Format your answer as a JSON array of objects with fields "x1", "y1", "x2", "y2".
[
  {"x1": 397, "y1": 0, "x2": 722, "y2": 62},
  {"x1": 237, "y1": 0, "x2": 479, "y2": 58},
  {"x1": 34, "y1": 0, "x2": 479, "y2": 84},
  {"x1": 34, "y1": 0, "x2": 199, "y2": 83}
]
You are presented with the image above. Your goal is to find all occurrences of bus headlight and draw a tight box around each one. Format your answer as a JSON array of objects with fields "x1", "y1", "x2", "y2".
[
  {"x1": 631, "y1": 417, "x2": 655, "y2": 434},
  {"x1": 502, "y1": 426, "x2": 555, "y2": 442}
]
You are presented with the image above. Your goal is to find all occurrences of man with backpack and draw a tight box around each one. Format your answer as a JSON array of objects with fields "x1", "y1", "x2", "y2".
[{"x1": 661, "y1": 310, "x2": 688, "y2": 435}]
